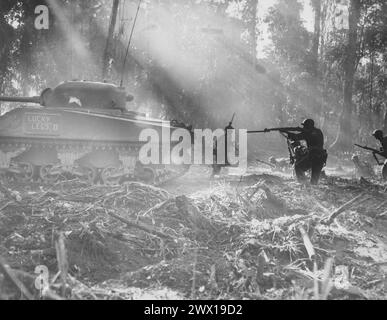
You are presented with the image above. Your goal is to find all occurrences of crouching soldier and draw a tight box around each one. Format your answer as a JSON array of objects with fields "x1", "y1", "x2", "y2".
[{"x1": 287, "y1": 119, "x2": 328, "y2": 185}]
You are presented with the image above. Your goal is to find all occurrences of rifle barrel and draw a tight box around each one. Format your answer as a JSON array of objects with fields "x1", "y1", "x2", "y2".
[
  {"x1": 248, "y1": 127, "x2": 302, "y2": 134},
  {"x1": 354, "y1": 144, "x2": 381, "y2": 154},
  {"x1": 247, "y1": 130, "x2": 267, "y2": 133}
]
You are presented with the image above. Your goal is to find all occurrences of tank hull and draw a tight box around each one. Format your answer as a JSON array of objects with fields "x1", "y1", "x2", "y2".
[{"x1": 0, "y1": 106, "x2": 191, "y2": 185}]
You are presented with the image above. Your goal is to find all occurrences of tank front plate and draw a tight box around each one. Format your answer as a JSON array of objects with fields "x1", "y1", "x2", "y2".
[{"x1": 23, "y1": 113, "x2": 61, "y2": 136}]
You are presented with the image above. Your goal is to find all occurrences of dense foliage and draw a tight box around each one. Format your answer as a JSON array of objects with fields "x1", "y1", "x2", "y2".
[{"x1": 0, "y1": 0, "x2": 386, "y2": 152}]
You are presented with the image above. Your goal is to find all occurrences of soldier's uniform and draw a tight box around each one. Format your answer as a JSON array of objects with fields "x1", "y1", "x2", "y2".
[
  {"x1": 212, "y1": 138, "x2": 222, "y2": 177},
  {"x1": 372, "y1": 130, "x2": 387, "y2": 158},
  {"x1": 212, "y1": 121, "x2": 234, "y2": 177},
  {"x1": 287, "y1": 119, "x2": 327, "y2": 185},
  {"x1": 372, "y1": 130, "x2": 387, "y2": 180}
]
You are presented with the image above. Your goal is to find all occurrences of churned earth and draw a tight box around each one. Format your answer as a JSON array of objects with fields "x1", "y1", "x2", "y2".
[{"x1": 0, "y1": 163, "x2": 387, "y2": 300}]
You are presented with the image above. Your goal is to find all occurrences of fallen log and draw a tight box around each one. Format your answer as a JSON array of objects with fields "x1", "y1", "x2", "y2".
[{"x1": 106, "y1": 210, "x2": 173, "y2": 240}]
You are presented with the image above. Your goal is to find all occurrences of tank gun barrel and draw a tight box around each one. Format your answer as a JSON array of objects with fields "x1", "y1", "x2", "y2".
[{"x1": 0, "y1": 96, "x2": 41, "y2": 104}]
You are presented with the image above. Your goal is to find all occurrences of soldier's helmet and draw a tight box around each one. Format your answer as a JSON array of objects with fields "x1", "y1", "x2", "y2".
[
  {"x1": 372, "y1": 130, "x2": 383, "y2": 139},
  {"x1": 301, "y1": 119, "x2": 315, "y2": 129}
]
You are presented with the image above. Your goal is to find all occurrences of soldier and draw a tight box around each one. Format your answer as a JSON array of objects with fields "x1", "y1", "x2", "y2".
[
  {"x1": 212, "y1": 116, "x2": 235, "y2": 177},
  {"x1": 287, "y1": 119, "x2": 328, "y2": 185},
  {"x1": 371, "y1": 129, "x2": 387, "y2": 179},
  {"x1": 372, "y1": 130, "x2": 387, "y2": 157},
  {"x1": 211, "y1": 137, "x2": 222, "y2": 177}
]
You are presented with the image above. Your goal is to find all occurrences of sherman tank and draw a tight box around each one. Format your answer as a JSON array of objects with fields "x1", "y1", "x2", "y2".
[{"x1": 0, "y1": 81, "x2": 192, "y2": 185}]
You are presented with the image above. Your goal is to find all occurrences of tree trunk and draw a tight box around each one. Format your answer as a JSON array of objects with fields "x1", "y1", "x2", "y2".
[
  {"x1": 310, "y1": 0, "x2": 322, "y2": 117},
  {"x1": 330, "y1": 0, "x2": 361, "y2": 152},
  {"x1": 102, "y1": 0, "x2": 120, "y2": 79},
  {"x1": 311, "y1": 0, "x2": 321, "y2": 78},
  {"x1": 383, "y1": 107, "x2": 387, "y2": 134},
  {"x1": 246, "y1": 0, "x2": 258, "y2": 63}
]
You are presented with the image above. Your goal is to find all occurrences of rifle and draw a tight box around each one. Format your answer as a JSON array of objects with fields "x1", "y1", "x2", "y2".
[
  {"x1": 248, "y1": 127, "x2": 303, "y2": 164},
  {"x1": 247, "y1": 127, "x2": 303, "y2": 134},
  {"x1": 227, "y1": 113, "x2": 236, "y2": 129},
  {"x1": 354, "y1": 144, "x2": 386, "y2": 165}
]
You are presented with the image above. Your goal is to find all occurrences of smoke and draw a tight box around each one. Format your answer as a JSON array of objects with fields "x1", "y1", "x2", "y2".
[
  {"x1": 32, "y1": 0, "x2": 104, "y2": 87},
  {"x1": 12, "y1": 0, "x2": 337, "y2": 156},
  {"x1": 113, "y1": 1, "x2": 275, "y2": 130}
]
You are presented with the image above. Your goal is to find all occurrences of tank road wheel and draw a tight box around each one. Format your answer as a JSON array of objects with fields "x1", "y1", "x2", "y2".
[
  {"x1": 101, "y1": 166, "x2": 123, "y2": 186},
  {"x1": 80, "y1": 166, "x2": 97, "y2": 184},
  {"x1": 142, "y1": 168, "x2": 156, "y2": 185},
  {"x1": 40, "y1": 165, "x2": 60, "y2": 184},
  {"x1": 0, "y1": 168, "x2": 14, "y2": 184},
  {"x1": 13, "y1": 163, "x2": 34, "y2": 183}
]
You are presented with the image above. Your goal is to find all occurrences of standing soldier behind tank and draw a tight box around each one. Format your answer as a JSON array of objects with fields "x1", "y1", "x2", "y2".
[
  {"x1": 211, "y1": 114, "x2": 235, "y2": 178},
  {"x1": 287, "y1": 119, "x2": 328, "y2": 185}
]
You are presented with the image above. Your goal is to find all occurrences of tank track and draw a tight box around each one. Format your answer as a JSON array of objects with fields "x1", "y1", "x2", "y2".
[{"x1": 0, "y1": 138, "x2": 190, "y2": 186}]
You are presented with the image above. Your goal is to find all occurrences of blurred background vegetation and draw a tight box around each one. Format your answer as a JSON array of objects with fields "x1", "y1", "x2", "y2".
[{"x1": 0, "y1": 0, "x2": 386, "y2": 157}]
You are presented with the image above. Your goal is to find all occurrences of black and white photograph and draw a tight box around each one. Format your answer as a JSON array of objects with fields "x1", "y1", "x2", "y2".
[{"x1": 0, "y1": 0, "x2": 386, "y2": 304}]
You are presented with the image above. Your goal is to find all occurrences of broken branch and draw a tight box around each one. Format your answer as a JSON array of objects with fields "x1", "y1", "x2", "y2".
[
  {"x1": 299, "y1": 226, "x2": 315, "y2": 260},
  {"x1": 106, "y1": 210, "x2": 173, "y2": 240},
  {"x1": 0, "y1": 256, "x2": 34, "y2": 300},
  {"x1": 322, "y1": 192, "x2": 367, "y2": 225}
]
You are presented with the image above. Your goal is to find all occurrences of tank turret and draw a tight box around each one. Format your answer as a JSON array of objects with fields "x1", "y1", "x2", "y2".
[{"x1": 0, "y1": 81, "x2": 134, "y2": 111}]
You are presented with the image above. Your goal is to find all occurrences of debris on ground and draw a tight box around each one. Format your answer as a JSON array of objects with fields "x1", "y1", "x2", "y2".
[{"x1": 1, "y1": 171, "x2": 387, "y2": 300}]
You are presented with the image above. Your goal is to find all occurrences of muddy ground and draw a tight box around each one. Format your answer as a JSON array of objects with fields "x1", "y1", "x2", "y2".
[{"x1": 0, "y1": 162, "x2": 387, "y2": 300}]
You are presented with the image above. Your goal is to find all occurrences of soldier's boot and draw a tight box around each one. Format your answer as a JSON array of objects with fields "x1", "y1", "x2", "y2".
[
  {"x1": 311, "y1": 163, "x2": 324, "y2": 185},
  {"x1": 294, "y1": 165, "x2": 307, "y2": 183}
]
